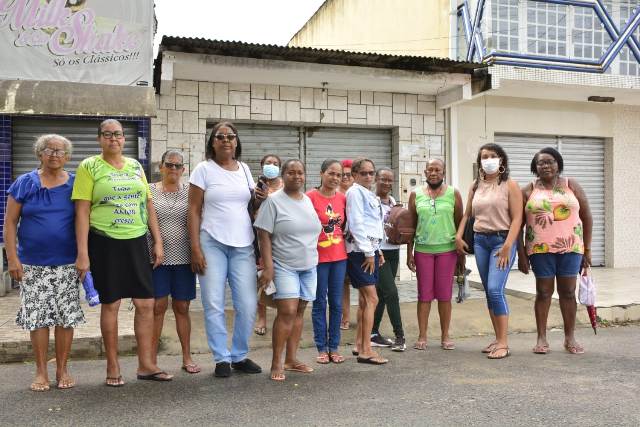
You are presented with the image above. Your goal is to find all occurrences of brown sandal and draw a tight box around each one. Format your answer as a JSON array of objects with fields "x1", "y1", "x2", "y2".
[{"x1": 329, "y1": 353, "x2": 345, "y2": 364}]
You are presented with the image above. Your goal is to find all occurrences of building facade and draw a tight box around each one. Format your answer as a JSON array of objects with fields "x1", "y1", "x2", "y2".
[
  {"x1": 290, "y1": 0, "x2": 640, "y2": 268},
  {"x1": 153, "y1": 37, "x2": 486, "y2": 277}
]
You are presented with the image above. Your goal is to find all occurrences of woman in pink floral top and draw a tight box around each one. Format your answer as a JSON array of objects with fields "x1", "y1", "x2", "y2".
[{"x1": 518, "y1": 147, "x2": 592, "y2": 355}]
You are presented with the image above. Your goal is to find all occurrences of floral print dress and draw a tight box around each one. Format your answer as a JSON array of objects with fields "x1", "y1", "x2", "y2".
[{"x1": 525, "y1": 177, "x2": 584, "y2": 256}]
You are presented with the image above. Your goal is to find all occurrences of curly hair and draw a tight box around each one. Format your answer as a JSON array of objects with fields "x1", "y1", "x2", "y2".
[{"x1": 475, "y1": 143, "x2": 510, "y2": 185}]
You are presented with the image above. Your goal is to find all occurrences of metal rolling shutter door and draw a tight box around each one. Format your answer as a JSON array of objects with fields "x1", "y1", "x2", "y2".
[
  {"x1": 12, "y1": 118, "x2": 138, "y2": 179},
  {"x1": 496, "y1": 134, "x2": 557, "y2": 187},
  {"x1": 496, "y1": 134, "x2": 605, "y2": 266},
  {"x1": 305, "y1": 127, "x2": 392, "y2": 190},
  {"x1": 560, "y1": 137, "x2": 605, "y2": 266},
  {"x1": 234, "y1": 123, "x2": 301, "y2": 180}
]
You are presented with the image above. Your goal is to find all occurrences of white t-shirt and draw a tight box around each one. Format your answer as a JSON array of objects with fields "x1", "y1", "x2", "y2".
[{"x1": 189, "y1": 159, "x2": 255, "y2": 248}]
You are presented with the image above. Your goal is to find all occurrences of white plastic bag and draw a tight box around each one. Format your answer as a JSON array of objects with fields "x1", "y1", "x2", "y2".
[{"x1": 578, "y1": 267, "x2": 596, "y2": 306}]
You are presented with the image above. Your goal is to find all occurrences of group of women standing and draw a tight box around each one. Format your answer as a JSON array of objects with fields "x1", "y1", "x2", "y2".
[{"x1": 5, "y1": 119, "x2": 592, "y2": 390}]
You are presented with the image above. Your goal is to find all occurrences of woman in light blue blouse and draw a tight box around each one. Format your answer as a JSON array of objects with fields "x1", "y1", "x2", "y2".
[
  {"x1": 4, "y1": 134, "x2": 84, "y2": 392},
  {"x1": 345, "y1": 158, "x2": 387, "y2": 365}
]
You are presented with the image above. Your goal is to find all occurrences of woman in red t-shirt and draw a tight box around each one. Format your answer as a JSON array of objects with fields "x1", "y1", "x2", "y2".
[{"x1": 307, "y1": 159, "x2": 348, "y2": 364}]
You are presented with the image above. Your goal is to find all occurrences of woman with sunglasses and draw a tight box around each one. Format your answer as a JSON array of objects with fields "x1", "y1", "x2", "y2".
[
  {"x1": 346, "y1": 158, "x2": 387, "y2": 365},
  {"x1": 5, "y1": 134, "x2": 84, "y2": 391},
  {"x1": 188, "y1": 121, "x2": 264, "y2": 378},
  {"x1": 74, "y1": 119, "x2": 171, "y2": 386},
  {"x1": 148, "y1": 150, "x2": 200, "y2": 374}
]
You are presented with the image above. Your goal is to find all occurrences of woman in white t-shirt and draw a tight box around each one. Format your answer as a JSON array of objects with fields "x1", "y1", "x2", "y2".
[{"x1": 188, "y1": 121, "x2": 265, "y2": 378}]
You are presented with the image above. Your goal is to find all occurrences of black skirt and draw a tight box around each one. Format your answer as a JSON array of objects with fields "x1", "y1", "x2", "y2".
[{"x1": 88, "y1": 231, "x2": 153, "y2": 304}]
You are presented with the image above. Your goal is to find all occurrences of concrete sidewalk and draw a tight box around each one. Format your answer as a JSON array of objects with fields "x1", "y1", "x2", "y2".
[{"x1": 2, "y1": 267, "x2": 638, "y2": 363}]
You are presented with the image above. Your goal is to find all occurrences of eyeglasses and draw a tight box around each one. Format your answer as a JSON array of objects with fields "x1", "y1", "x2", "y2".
[
  {"x1": 214, "y1": 133, "x2": 237, "y2": 141},
  {"x1": 42, "y1": 148, "x2": 66, "y2": 157},
  {"x1": 358, "y1": 171, "x2": 375, "y2": 177},
  {"x1": 341, "y1": 173, "x2": 352, "y2": 179},
  {"x1": 164, "y1": 162, "x2": 183, "y2": 170},
  {"x1": 536, "y1": 159, "x2": 557, "y2": 167},
  {"x1": 100, "y1": 131, "x2": 124, "y2": 139}
]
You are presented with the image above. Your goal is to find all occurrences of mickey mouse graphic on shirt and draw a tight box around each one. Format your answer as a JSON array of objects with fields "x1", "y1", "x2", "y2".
[{"x1": 318, "y1": 204, "x2": 343, "y2": 248}]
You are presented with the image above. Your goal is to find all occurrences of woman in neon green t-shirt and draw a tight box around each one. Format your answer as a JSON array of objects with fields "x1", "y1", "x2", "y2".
[{"x1": 72, "y1": 119, "x2": 172, "y2": 386}]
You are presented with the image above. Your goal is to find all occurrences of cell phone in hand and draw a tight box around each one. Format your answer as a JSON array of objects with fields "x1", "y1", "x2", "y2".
[{"x1": 257, "y1": 175, "x2": 268, "y2": 191}]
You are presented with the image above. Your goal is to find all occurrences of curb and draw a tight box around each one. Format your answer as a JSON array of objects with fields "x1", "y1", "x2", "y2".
[{"x1": 0, "y1": 334, "x2": 136, "y2": 364}]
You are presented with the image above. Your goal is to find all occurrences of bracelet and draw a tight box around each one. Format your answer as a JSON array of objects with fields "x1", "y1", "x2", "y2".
[{"x1": 584, "y1": 248, "x2": 591, "y2": 252}]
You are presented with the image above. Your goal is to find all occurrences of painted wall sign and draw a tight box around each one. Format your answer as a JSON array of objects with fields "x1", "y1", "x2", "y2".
[{"x1": 0, "y1": 0, "x2": 154, "y2": 86}]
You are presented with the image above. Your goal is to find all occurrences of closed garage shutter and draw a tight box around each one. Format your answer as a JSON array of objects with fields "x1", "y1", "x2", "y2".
[
  {"x1": 305, "y1": 127, "x2": 392, "y2": 190},
  {"x1": 12, "y1": 118, "x2": 139, "y2": 180},
  {"x1": 496, "y1": 134, "x2": 605, "y2": 266},
  {"x1": 560, "y1": 137, "x2": 605, "y2": 267},
  {"x1": 234, "y1": 123, "x2": 301, "y2": 179}
]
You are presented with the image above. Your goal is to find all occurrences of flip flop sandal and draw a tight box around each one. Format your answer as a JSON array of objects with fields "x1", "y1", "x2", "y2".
[
  {"x1": 137, "y1": 371, "x2": 173, "y2": 381},
  {"x1": 533, "y1": 344, "x2": 550, "y2": 354},
  {"x1": 182, "y1": 364, "x2": 202, "y2": 374},
  {"x1": 254, "y1": 327, "x2": 267, "y2": 336},
  {"x1": 105, "y1": 375, "x2": 125, "y2": 387},
  {"x1": 413, "y1": 341, "x2": 427, "y2": 350},
  {"x1": 316, "y1": 353, "x2": 330, "y2": 364},
  {"x1": 487, "y1": 346, "x2": 511, "y2": 360},
  {"x1": 56, "y1": 378, "x2": 75, "y2": 389},
  {"x1": 329, "y1": 353, "x2": 345, "y2": 364},
  {"x1": 340, "y1": 321, "x2": 350, "y2": 330},
  {"x1": 356, "y1": 356, "x2": 388, "y2": 365},
  {"x1": 564, "y1": 344, "x2": 585, "y2": 355},
  {"x1": 270, "y1": 372, "x2": 286, "y2": 382},
  {"x1": 30, "y1": 382, "x2": 50, "y2": 392},
  {"x1": 481, "y1": 342, "x2": 498, "y2": 353},
  {"x1": 351, "y1": 349, "x2": 359, "y2": 356},
  {"x1": 441, "y1": 341, "x2": 456, "y2": 350},
  {"x1": 284, "y1": 363, "x2": 314, "y2": 373}
]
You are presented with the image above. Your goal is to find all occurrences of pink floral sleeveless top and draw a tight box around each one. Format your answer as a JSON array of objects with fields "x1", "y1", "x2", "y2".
[{"x1": 525, "y1": 177, "x2": 584, "y2": 256}]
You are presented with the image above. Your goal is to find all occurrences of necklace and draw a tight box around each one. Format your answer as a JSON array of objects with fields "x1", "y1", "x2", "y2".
[
  {"x1": 426, "y1": 184, "x2": 444, "y2": 223},
  {"x1": 159, "y1": 182, "x2": 181, "y2": 211}
]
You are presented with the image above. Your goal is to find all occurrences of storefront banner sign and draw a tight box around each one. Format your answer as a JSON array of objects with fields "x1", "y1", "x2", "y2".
[{"x1": 0, "y1": 0, "x2": 153, "y2": 86}]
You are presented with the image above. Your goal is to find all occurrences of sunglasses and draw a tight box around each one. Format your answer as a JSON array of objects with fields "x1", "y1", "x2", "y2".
[
  {"x1": 341, "y1": 173, "x2": 352, "y2": 179},
  {"x1": 164, "y1": 162, "x2": 183, "y2": 170},
  {"x1": 358, "y1": 171, "x2": 375, "y2": 177},
  {"x1": 214, "y1": 133, "x2": 237, "y2": 141}
]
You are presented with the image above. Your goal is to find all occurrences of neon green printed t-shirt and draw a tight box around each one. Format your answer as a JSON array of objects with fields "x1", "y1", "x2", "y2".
[{"x1": 72, "y1": 155, "x2": 151, "y2": 240}]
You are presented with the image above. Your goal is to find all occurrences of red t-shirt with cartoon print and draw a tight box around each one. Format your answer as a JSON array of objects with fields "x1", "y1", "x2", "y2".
[{"x1": 306, "y1": 189, "x2": 348, "y2": 263}]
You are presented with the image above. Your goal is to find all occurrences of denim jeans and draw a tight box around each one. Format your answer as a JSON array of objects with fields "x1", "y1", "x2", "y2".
[
  {"x1": 312, "y1": 260, "x2": 347, "y2": 352},
  {"x1": 474, "y1": 233, "x2": 516, "y2": 316},
  {"x1": 198, "y1": 231, "x2": 257, "y2": 363}
]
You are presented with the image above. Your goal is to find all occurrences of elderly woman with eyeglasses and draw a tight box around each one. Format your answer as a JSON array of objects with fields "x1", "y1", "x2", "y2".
[
  {"x1": 188, "y1": 121, "x2": 266, "y2": 378},
  {"x1": 148, "y1": 150, "x2": 200, "y2": 374},
  {"x1": 73, "y1": 119, "x2": 171, "y2": 386},
  {"x1": 4, "y1": 134, "x2": 84, "y2": 391}
]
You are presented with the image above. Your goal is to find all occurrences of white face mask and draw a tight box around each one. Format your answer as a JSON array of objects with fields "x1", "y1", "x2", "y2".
[
  {"x1": 262, "y1": 164, "x2": 280, "y2": 179},
  {"x1": 481, "y1": 158, "x2": 500, "y2": 174}
]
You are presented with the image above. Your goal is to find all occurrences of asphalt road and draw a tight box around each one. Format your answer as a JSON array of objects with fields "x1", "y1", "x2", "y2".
[{"x1": 1, "y1": 324, "x2": 639, "y2": 426}]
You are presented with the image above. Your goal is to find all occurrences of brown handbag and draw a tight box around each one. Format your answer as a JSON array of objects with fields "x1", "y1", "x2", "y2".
[{"x1": 384, "y1": 204, "x2": 415, "y2": 245}]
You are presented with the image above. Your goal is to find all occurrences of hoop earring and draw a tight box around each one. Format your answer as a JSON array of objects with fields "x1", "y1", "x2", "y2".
[{"x1": 498, "y1": 166, "x2": 506, "y2": 174}]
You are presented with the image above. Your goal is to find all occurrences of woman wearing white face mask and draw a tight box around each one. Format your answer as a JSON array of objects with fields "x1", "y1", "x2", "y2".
[
  {"x1": 254, "y1": 154, "x2": 283, "y2": 336},
  {"x1": 455, "y1": 143, "x2": 523, "y2": 360}
]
